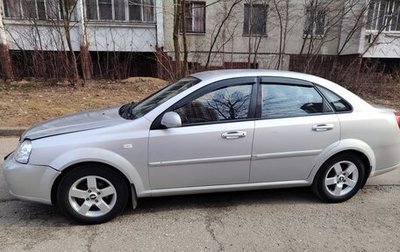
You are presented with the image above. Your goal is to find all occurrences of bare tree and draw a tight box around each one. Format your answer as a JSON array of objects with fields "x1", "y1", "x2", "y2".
[
  {"x1": 173, "y1": 0, "x2": 182, "y2": 78},
  {"x1": 205, "y1": 0, "x2": 243, "y2": 69},
  {"x1": 60, "y1": 0, "x2": 79, "y2": 84},
  {"x1": 272, "y1": 0, "x2": 291, "y2": 69}
]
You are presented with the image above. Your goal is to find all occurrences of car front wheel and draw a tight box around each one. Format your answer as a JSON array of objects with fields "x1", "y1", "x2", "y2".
[
  {"x1": 57, "y1": 165, "x2": 129, "y2": 224},
  {"x1": 312, "y1": 154, "x2": 366, "y2": 203}
]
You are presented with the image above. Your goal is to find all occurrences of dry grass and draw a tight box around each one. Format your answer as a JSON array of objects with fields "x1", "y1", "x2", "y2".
[
  {"x1": 0, "y1": 76, "x2": 399, "y2": 127},
  {"x1": 343, "y1": 74, "x2": 400, "y2": 111},
  {"x1": 0, "y1": 77, "x2": 168, "y2": 127}
]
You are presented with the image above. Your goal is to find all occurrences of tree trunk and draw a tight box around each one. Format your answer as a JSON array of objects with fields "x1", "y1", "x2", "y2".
[
  {"x1": 173, "y1": 0, "x2": 182, "y2": 79},
  {"x1": 181, "y1": 0, "x2": 188, "y2": 77}
]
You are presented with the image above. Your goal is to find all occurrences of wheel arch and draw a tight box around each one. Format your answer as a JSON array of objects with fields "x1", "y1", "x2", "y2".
[
  {"x1": 310, "y1": 139, "x2": 376, "y2": 186},
  {"x1": 51, "y1": 161, "x2": 137, "y2": 208},
  {"x1": 313, "y1": 150, "x2": 371, "y2": 187}
]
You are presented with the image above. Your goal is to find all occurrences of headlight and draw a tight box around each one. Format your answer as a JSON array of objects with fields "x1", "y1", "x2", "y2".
[{"x1": 14, "y1": 140, "x2": 32, "y2": 164}]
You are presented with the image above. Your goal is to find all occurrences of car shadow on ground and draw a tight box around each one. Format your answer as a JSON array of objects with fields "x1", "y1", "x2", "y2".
[
  {"x1": 129, "y1": 187, "x2": 320, "y2": 215},
  {"x1": 0, "y1": 187, "x2": 319, "y2": 227}
]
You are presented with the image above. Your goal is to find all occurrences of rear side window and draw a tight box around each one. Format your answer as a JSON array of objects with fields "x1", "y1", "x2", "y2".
[
  {"x1": 317, "y1": 86, "x2": 352, "y2": 112},
  {"x1": 261, "y1": 84, "x2": 332, "y2": 119}
]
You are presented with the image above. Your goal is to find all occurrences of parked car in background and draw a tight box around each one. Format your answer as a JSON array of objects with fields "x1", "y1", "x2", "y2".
[{"x1": 3, "y1": 70, "x2": 400, "y2": 224}]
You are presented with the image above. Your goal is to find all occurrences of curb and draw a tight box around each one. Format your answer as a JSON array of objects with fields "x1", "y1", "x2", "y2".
[{"x1": 0, "y1": 127, "x2": 26, "y2": 137}]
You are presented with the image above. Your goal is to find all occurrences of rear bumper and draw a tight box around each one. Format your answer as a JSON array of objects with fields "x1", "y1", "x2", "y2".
[
  {"x1": 2, "y1": 153, "x2": 60, "y2": 205},
  {"x1": 370, "y1": 162, "x2": 400, "y2": 177}
]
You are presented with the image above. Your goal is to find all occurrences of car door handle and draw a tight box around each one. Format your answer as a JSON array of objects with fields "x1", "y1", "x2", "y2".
[
  {"x1": 312, "y1": 124, "x2": 334, "y2": 132},
  {"x1": 221, "y1": 131, "x2": 247, "y2": 139}
]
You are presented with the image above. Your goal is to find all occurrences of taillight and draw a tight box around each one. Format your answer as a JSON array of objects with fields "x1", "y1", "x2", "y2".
[{"x1": 395, "y1": 112, "x2": 400, "y2": 128}]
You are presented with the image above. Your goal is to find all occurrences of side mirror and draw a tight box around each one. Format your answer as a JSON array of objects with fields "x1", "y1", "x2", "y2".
[{"x1": 161, "y1": 111, "x2": 182, "y2": 128}]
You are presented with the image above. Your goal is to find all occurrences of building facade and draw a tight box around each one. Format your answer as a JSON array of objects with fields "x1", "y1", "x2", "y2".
[
  {"x1": 0, "y1": 0, "x2": 399, "y2": 80},
  {"x1": 160, "y1": 0, "x2": 400, "y2": 78},
  {"x1": 0, "y1": 0, "x2": 163, "y2": 79}
]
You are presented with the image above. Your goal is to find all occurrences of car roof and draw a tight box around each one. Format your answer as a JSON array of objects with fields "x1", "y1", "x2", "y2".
[
  {"x1": 190, "y1": 69, "x2": 325, "y2": 84},
  {"x1": 190, "y1": 69, "x2": 372, "y2": 112}
]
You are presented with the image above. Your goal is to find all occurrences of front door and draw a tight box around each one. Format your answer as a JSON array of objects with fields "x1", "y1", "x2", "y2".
[{"x1": 148, "y1": 79, "x2": 256, "y2": 189}]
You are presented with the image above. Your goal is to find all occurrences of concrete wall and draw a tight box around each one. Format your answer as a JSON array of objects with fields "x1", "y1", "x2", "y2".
[
  {"x1": 161, "y1": 0, "x2": 348, "y2": 70},
  {"x1": 362, "y1": 32, "x2": 400, "y2": 58},
  {"x1": 1, "y1": 0, "x2": 158, "y2": 53}
]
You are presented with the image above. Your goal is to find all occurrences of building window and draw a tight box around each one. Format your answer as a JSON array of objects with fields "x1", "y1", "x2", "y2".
[
  {"x1": 85, "y1": 0, "x2": 155, "y2": 22},
  {"x1": 3, "y1": 0, "x2": 63, "y2": 20},
  {"x1": 98, "y1": 0, "x2": 113, "y2": 20},
  {"x1": 304, "y1": 6, "x2": 326, "y2": 36},
  {"x1": 243, "y1": 4, "x2": 267, "y2": 36},
  {"x1": 367, "y1": 0, "x2": 400, "y2": 31},
  {"x1": 184, "y1": 2, "x2": 206, "y2": 33}
]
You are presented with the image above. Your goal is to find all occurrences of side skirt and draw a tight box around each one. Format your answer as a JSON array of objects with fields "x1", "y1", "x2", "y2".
[{"x1": 138, "y1": 180, "x2": 311, "y2": 198}]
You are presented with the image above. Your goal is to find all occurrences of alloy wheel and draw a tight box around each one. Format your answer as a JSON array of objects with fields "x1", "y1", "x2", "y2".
[
  {"x1": 68, "y1": 175, "x2": 117, "y2": 218},
  {"x1": 324, "y1": 161, "x2": 359, "y2": 197}
]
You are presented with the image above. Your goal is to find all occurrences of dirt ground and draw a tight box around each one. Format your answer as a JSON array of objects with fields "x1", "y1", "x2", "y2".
[
  {"x1": 0, "y1": 77, "x2": 399, "y2": 127},
  {"x1": 1, "y1": 137, "x2": 400, "y2": 251},
  {"x1": 0, "y1": 77, "x2": 168, "y2": 127}
]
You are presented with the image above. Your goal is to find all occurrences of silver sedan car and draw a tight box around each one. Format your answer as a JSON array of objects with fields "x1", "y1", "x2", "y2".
[{"x1": 3, "y1": 70, "x2": 400, "y2": 224}]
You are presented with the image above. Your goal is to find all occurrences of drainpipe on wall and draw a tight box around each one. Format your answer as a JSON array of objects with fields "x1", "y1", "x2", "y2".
[
  {"x1": 0, "y1": 0, "x2": 13, "y2": 80},
  {"x1": 155, "y1": 0, "x2": 166, "y2": 79},
  {"x1": 77, "y1": 0, "x2": 92, "y2": 80},
  {"x1": 155, "y1": 0, "x2": 164, "y2": 48}
]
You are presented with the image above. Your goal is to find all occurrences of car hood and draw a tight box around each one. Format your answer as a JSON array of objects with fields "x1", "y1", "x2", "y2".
[{"x1": 22, "y1": 105, "x2": 125, "y2": 140}]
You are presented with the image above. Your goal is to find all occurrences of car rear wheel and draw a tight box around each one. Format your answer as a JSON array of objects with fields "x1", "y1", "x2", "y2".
[
  {"x1": 57, "y1": 165, "x2": 129, "y2": 224},
  {"x1": 312, "y1": 154, "x2": 366, "y2": 203}
]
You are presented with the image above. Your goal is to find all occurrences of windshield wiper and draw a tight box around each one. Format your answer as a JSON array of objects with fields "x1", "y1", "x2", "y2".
[{"x1": 119, "y1": 102, "x2": 136, "y2": 119}]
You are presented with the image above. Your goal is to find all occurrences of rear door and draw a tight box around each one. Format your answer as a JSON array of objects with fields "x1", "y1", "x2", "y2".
[{"x1": 250, "y1": 77, "x2": 340, "y2": 183}]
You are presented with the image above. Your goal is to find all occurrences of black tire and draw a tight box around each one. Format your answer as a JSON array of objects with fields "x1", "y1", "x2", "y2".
[
  {"x1": 312, "y1": 154, "x2": 366, "y2": 203},
  {"x1": 57, "y1": 165, "x2": 129, "y2": 224}
]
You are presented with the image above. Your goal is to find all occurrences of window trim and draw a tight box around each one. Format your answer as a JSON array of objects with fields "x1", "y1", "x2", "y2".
[
  {"x1": 150, "y1": 77, "x2": 353, "y2": 130},
  {"x1": 150, "y1": 77, "x2": 258, "y2": 130},
  {"x1": 314, "y1": 84, "x2": 353, "y2": 114}
]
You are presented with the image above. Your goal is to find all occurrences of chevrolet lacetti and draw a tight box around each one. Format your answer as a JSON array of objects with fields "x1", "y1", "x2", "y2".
[{"x1": 3, "y1": 70, "x2": 400, "y2": 224}]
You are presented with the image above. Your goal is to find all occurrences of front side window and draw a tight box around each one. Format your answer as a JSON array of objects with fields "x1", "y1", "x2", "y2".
[
  {"x1": 262, "y1": 84, "x2": 332, "y2": 119},
  {"x1": 119, "y1": 77, "x2": 200, "y2": 120},
  {"x1": 243, "y1": 4, "x2": 267, "y2": 36},
  {"x1": 304, "y1": 6, "x2": 326, "y2": 36},
  {"x1": 184, "y1": 2, "x2": 206, "y2": 33},
  {"x1": 175, "y1": 85, "x2": 253, "y2": 125},
  {"x1": 367, "y1": 0, "x2": 400, "y2": 31}
]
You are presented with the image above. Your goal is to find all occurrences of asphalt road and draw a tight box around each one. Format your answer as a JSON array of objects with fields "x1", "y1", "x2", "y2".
[{"x1": 1, "y1": 137, "x2": 399, "y2": 251}]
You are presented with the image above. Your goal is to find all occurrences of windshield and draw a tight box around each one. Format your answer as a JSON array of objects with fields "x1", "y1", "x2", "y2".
[{"x1": 119, "y1": 77, "x2": 200, "y2": 119}]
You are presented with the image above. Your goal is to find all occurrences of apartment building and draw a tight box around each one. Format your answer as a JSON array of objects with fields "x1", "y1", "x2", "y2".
[
  {"x1": 0, "y1": 0, "x2": 163, "y2": 79},
  {"x1": 0, "y1": 0, "x2": 399, "y2": 80}
]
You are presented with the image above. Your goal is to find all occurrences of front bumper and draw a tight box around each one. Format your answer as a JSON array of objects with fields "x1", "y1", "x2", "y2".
[{"x1": 2, "y1": 153, "x2": 60, "y2": 205}]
